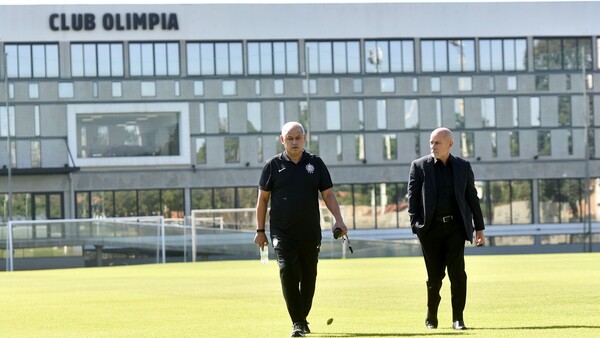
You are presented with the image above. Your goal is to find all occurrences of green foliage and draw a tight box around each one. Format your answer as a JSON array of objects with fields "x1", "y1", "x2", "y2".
[{"x1": 0, "y1": 254, "x2": 599, "y2": 337}]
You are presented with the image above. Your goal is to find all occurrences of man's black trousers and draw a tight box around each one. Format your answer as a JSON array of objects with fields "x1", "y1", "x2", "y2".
[
  {"x1": 273, "y1": 237, "x2": 321, "y2": 324},
  {"x1": 418, "y1": 220, "x2": 467, "y2": 322}
]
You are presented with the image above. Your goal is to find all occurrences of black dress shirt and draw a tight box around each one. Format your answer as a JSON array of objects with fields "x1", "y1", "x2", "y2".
[{"x1": 434, "y1": 156, "x2": 459, "y2": 219}]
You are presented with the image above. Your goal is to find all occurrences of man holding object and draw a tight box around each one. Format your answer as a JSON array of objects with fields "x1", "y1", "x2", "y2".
[
  {"x1": 407, "y1": 127, "x2": 485, "y2": 330},
  {"x1": 255, "y1": 121, "x2": 348, "y2": 337}
]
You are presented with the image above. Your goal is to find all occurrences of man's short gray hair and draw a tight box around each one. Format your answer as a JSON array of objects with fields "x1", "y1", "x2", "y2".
[{"x1": 281, "y1": 121, "x2": 306, "y2": 136}]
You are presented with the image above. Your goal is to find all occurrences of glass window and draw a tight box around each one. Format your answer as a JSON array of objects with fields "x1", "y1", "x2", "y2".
[
  {"x1": 454, "y1": 98, "x2": 465, "y2": 128},
  {"x1": 414, "y1": 132, "x2": 421, "y2": 157},
  {"x1": 539, "y1": 179, "x2": 583, "y2": 223},
  {"x1": 71, "y1": 43, "x2": 124, "y2": 77},
  {"x1": 491, "y1": 131, "x2": 497, "y2": 157},
  {"x1": 353, "y1": 184, "x2": 376, "y2": 229},
  {"x1": 114, "y1": 190, "x2": 137, "y2": 217},
  {"x1": 460, "y1": 131, "x2": 474, "y2": 158},
  {"x1": 76, "y1": 112, "x2": 180, "y2": 158},
  {"x1": 380, "y1": 78, "x2": 395, "y2": 93},
  {"x1": 218, "y1": 103, "x2": 228, "y2": 133},
  {"x1": 91, "y1": 191, "x2": 115, "y2": 218},
  {"x1": 353, "y1": 78, "x2": 363, "y2": 93},
  {"x1": 306, "y1": 40, "x2": 360, "y2": 74},
  {"x1": 255, "y1": 78, "x2": 261, "y2": 95},
  {"x1": 274, "y1": 79, "x2": 284, "y2": 94},
  {"x1": 535, "y1": 38, "x2": 592, "y2": 70},
  {"x1": 222, "y1": 80, "x2": 236, "y2": 96},
  {"x1": 507, "y1": 76, "x2": 517, "y2": 91},
  {"x1": 224, "y1": 137, "x2": 240, "y2": 163},
  {"x1": 511, "y1": 180, "x2": 532, "y2": 224},
  {"x1": 248, "y1": 41, "x2": 299, "y2": 75},
  {"x1": 198, "y1": 43, "x2": 215, "y2": 75},
  {"x1": 196, "y1": 138, "x2": 207, "y2": 164},
  {"x1": 512, "y1": 98, "x2": 519, "y2": 126},
  {"x1": 276, "y1": 135, "x2": 284, "y2": 154},
  {"x1": 336, "y1": 135, "x2": 343, "y2": 161},
  {"x1": 194, "y1": 81, "x2": 204, "y2": 96},
  {"x1": 34, "y1": 105, "x2": 41, "y2": 136},
  {"x1": 458, "y1": 77, "x2": 472, "y2": 91},
  {"x1": 383, "y1": 134, "x2": 397, "y2": 160},
  {"x1": 5, "y1": 43, "x2": 59, "y2": 78},
  {"x1": 481, "y1": 98, "x2": 496, "y2": 127},
  {"x1": 308, "y1": 135, "x2": 319, "y2": 155},
  {"x1": 479, "y1": 38, "x2": 527, "y2": 71},
  {"x1": 299, "y1": 102, "x2": 308, "y2": 130},
  {"x1": 29, "y1": 83, "x2": 39, "y2": 99},
  {"x1": 112, "y1": 82, "x2": 122, "y2": 97},
  {"x1": 187, "y1": 42, "x2": 242, "y2": 76},
  {"x1": 365, "y1": 39, "x2": 414, "y2": 73},
  {"x1": 247, "y1": 102, "x2": 262, "y2": 132},
  {"x1": 161, "y1": 189, "x2": 184, "y2": 219},
  {"x1": 191, "y1": 188, "x2": 213, "y2": 210},
  {"x1": 431, "y1": 77, "x2": 441, "y2": 92},
  {"x1": 138, "y1": 190, "x2": 160, "y2": 216},
  {"x1": 510, "y1": 131, "x2": 520, "y2": 157},
  {"x1": 436, "y1": 99, "x2": 442, "y2": 127},
  {"x1": 488, "y1": 180, "x2": 512, "y2": 224},
  {"x1": 129, "y1": 42, "x2": 179, "y2": 76},
  {"x1": 279, "y1": 102, "x2": 286, "y2": 127},
  {"x1": 326, "y1": 101, "x2": 341, "y2": 130},
  {"x1": 31, "y1": 141, "x2": 41, "y2": 167},
  {"x1": 302, "y1": 79, "x2": 317, "y2": 95},
  {"x1": 355, "y1": 134, "x2": 365, "y2": 161},
  {"x1": 530, "y1": 97, "x2": 541, "y2": 126},
  {"x1": 448, "y1": 39, "x2": 475, "y2": 71},
  {"x1": 75, "y1": 192, "x2": 90, "y2": 219},
  {"x1": 31, "y1": 45, "x2": 52, "y2": 77},
  {"x1": 422, "y1": 39, "x2": 474, "y2": 72},
  {"x1": 376, "y1": 100, "x2": 387, "y2": 129},
  {"x1": 199, "y1": 103, "x2": 206, "y2": 133},
  {"x1": 58, "y1": 83, "x2": 74, "y2": 98},
  {"x1": 404, "y1": 99, "x2": 419, "y2": 129},
  {"x1": 568, "y1": 129, "x2": 574, "y2": 155},
  {"x1": 140, "y1": 81, "x2": 156, "y2": 97},
  {"x1": 535, "y1": 75, "x2": 549, "y2": 91},
  {"x1": 537, "y1": 130, "x2": 551, "y2": 156},
  {"x1": 332, "y1": 184, "x2": 354, "y2": 229},
  {"x1": 257, "y1": 136, "x2": 263, "y2": 163},
  {"x1": 358, "y1": 100, "x2": 364, "y2": 130},
  {"x1": 558, "y1": 96, "x2": 572, "y2": 126}
]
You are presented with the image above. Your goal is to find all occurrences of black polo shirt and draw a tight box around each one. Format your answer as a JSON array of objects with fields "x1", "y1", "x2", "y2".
[{"x1": 259, "y1": 150, "x2": 333, "y2": 241}]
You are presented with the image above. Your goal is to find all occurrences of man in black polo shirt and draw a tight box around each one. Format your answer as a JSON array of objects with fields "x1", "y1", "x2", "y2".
[
  {"x1": 407, "y1": 127, "x2": 485, "y2": 331},
  {"x1": 254, "y1": 121, "x2": 348, "y2": 337}
]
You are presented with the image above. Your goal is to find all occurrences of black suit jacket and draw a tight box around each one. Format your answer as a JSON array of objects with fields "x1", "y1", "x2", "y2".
[{"x1": 407, "y1": 154, "x2": 485, "y2": 243}]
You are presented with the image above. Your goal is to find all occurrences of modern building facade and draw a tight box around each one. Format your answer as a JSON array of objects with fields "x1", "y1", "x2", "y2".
[{"x1": 0, "y1": 1, "x2": 599, "y2": 239}]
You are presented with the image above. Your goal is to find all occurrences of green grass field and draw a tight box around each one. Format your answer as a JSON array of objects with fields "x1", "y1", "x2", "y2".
[{"x1": 1, "y1": 253, "x2": 599, "y2": 337}]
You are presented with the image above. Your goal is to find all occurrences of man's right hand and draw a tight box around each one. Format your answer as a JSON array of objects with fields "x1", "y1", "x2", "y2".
[{"x1": 254, "y1": 232, "x2": 268, "y2": 249}]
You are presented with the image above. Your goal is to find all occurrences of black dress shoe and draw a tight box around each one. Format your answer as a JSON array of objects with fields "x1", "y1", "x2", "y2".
[
  {"x1": 425, "y1": 318, "x2": 438, "y2": 329},
  {"x1": 452, "y1": 320, "x2": 468, "y2": 330}
]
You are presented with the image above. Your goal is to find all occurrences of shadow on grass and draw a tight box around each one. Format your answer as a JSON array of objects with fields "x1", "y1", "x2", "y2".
[
  {"x1": 312, "y1": 333, "x2": 470, "y2": 337},
  {"x1": 476, "y1": 325, "x2": 600, "y2": 330},
  {"x1": 311, "y1": 325, "x2": 600, "y2": 337}
]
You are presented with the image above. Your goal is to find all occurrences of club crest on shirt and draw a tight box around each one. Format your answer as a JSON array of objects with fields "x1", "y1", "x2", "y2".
[{"x1": 305, "y1": 163, "x2": 315, "y2": 174}]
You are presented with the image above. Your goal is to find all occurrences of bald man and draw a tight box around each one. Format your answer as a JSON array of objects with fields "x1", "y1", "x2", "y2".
[{"x1": 407, "y1": 127, "x2": 485, "y2": 330}]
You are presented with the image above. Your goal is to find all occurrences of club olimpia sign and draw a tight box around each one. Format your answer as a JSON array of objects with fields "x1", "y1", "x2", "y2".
[{"x1": 49, "y1": 13, "x2": 179, "y2": 31}]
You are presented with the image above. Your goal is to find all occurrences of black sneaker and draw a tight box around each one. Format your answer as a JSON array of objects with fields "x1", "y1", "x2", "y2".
[
  {"x1": 302, "y1": 321, "x2": 311, "y2": 334},
  {"x1": 291, "y1": 323, "x2": 305, "y2": 337}
]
